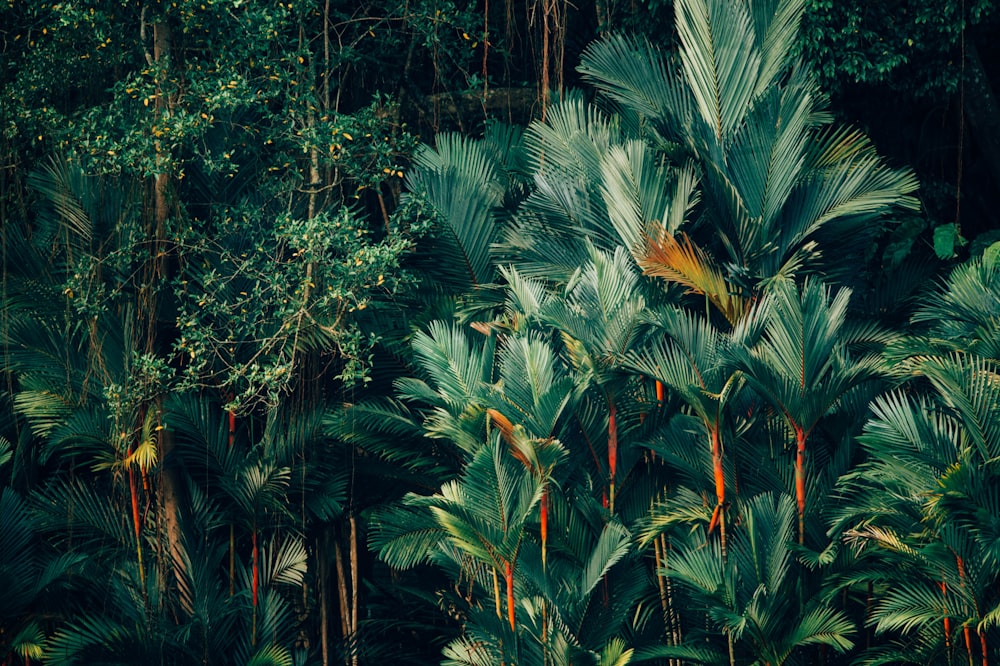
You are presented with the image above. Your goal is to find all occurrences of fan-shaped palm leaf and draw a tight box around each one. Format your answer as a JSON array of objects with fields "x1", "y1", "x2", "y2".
[{"x1": 406, "y1": 133, "x2": 506, "y2": 291}]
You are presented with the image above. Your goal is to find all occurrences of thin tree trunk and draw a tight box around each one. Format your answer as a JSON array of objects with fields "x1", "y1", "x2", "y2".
[
  {"x1": 653, "y1": 533, "x2": 672, "y2": 650},
  {"x1": 661, "y1": 534, "x2": 682, "y2": 662},
  {"x1": 539, "y1": 0, "x2": 551, "y2": 120},
  {"x1": 333, "y1": 537, "x2": 350, "y2": 640},
  {"x1": 708, "y1": 423, "x2": 727, "y2": 557},
  {"x1": 956, "y1": 554, "x2": 974, "y2": 666},
  {"x1": 320, "y1": 531, "x2": 330, "y2": 666},
  {"x1": 482, "y1": 0, "x2": 490, "y2": 97},
  {"x1": 505, "y1": 559, "x2": 515, "y2": 631},
  {"x1": 128, "y1": 461, "x2": 146, "y2": 591},
  {"x1": 349, "y1": 513, "x2": 360, "y2": 666},
  {"x1": 493, "y1": 566, "x2": 502, "y2": 620},
  {"x1": 794, "y1": 425, "x2": 806, "y2": 544},
  {"x1": 229, "y1": 410, "x2": 236, "y2": 596},
  {"x1": 540, "y1": 486, "x2": 548, "y2": 570},
  {"x1": 942, "y1": 578, "x2": 952, "y2": 650},
  {"x1": 608, "y1": 399, "x2": 618, "y2": 513},
  {"x1": 252, "y1": 526, "x2": 259, "y2": 645}
]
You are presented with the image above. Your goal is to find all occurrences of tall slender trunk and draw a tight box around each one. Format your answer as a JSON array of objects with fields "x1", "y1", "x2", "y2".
[
  {"x1": 608, "y1": 399, "x2": 618, "y2": 514},
  {"x1": 707, "y1": 423, "x2": 727, "y2": 557},
  {"x1": 956, "y1": 554, "x2": 975, "y2": 666},
  {"x1": 333, "y1": 537, "x2": 350, "y2": 640},
  {"x1": 333, "y1": 521, "x2": 360, "y2": 666},
  {"x1": 481, "y1": 0, "x2": 490, "y2": 97},
  {"x1": 228, "y1": 409, "x2": 236, "y2": 596},
  {"x1": 129, "y1": 462, "x2": 145, "y2": 590},
  {"x1": 654, "y1": 532, "x2": 682, "y2": 666},
  {"x1": 493, "y1": 567, "x2": 502, "y2": 620},
  {"x1": 320, "y1": 530, "x2": 330, "y2": 666},
  {"x1": 251, "y1": 526, "x2": 259, "y2": 645},
  {"x1": 540, "y1": 486, "x2": 548, "y2": 570},
  {"x1": 349, "y1": 514, "x2": 360, "y2": 666},
  {"x1": 942, "y1": 578, "x2": 952, "y2": 649},
  {"x1": 505, "y1": 559, "x2": 515, "y2": 631},
  {"x1": 793, "y1": 424, "x2": 806, "y2": 544},
  {"x1": 539, "y1": 0, "x2": 551, "y2": 121}
]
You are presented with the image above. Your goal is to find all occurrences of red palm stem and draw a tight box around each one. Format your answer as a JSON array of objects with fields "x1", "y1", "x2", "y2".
[{"x1": 505, "y1": 560, "x2": 515, "y2": 631}]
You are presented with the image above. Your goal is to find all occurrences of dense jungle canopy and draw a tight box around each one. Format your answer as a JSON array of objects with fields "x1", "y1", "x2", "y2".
[{"x1": 2, "y1": 0, "x2": 1000, "y2": 664}]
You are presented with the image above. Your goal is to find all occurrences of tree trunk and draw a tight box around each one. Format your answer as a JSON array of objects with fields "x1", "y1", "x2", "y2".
[
  {"x1": 794, "y1": 425, "x2": 806, "y2": 544},
  {"x1": 349, "y1": 514, "x2": 360, "y2": 666},
  {"x1": 157, "y1": 427, "x2": 185, "y2": 602},
  {"x1": 333, "y1": 536, "x2": 350, "y2": 642},
  {"x1": 608, "y1": 399, "x2": 617, "y2": 514},
  {"x1": 708, "y1": 423, "x2": 727, "y2": 557},
  {"x1": 540, "y1": 487, "x2": 548, "y2": 569},
  {"x1": 251, "y1": 527, "x2": 259, "y2": 645},
  {"x1": 129, "y1": 459, "x2": 145, "y2": 591},
  {"x1": 320, "y1": 531, "x2": 330, "y2": 666},
  {"x1": 148, "y1": 8, "x2": 186, "y2": 612},
  {"x1": 505, "y1": 559, "x2": 516, "y2": 631}
]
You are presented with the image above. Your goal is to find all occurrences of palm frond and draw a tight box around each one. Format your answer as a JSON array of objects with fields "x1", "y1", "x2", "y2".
[
  {"x1": 493, "y1": 333, "x2": 574, "y2": 439},
  {"x1": 499, "y1": 264, "x2": 554, "y2": 324},
  {"x1": 577, "y1": 34, "x2": 688, "y2": 125},
  {"x1": 369, "y1": 500, "x2": 448, "y2": 570},
  {"x1": 405, "y1": 321, "x2": 493, "y2": 411},
  {"x1": 258, "y1": 535, "x2": 308, "y2": 588},
  {"x1": 632, "y1": 643, "x2": 726, "y2": 664},
  {"x1": 246, "y1": 644, "x2": 294, "y2": 666},
  {"x1": 639, "y1": 233, "x2": 745, "y2": 325},
  {"x1": 870, "y1": 580, "x2": 951, "y2": 635},
  {"x1": 913, "y1": 354, "x2": 1000, "y2": 459},
  {"x1": 781, "y1": 605, "x2": 855, "y2": 654},
  {"x1": 751, "y1": 0, "x2": 805, "y2": 99},
  {"x1": 406, "y1": 133, "x2": 505, "y2": 290},
  {"x1": 675, "y1": 0, "x2": 759, "y2": 140},
  {"x1": 579, "y1": 521, "x2": 632, "y2": 598}
]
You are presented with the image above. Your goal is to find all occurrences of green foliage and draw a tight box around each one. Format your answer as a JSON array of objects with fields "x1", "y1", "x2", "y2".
[
  {"x1": 4, "y1": 0, "x2": 1000, "y2": 664},
  {"x1": 175, "y1": 205, "x2": 414, "y2": 408},
  {"x1": 800, "y1": 0, "x2": 996, "y2": 99}
]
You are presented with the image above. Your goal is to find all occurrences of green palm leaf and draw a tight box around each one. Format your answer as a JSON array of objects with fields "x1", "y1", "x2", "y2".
[
  {"x1": 406, "y1": 133, "x2": 505, "y2": 290},
  {"x1": 579, "y1": 521, "x2": 632, "y2": 599},
  {"x1": 369, "y1": 500, "x2": 447, "y2": 570},
  {"x1": 781, "y1": 605, "x2": 855, "y2": 654},
  {"x1": 675, "y1": 0, "x2": 760, "y2": 140}
]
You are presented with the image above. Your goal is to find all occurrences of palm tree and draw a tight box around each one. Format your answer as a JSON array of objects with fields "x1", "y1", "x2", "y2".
[
  {"x1": 577, "y1": 0, "x2": 920, "y2": 292},
  {"x1": 371, "y1": 430, "x2": 558, "y2": 644},
  {"x1": 832, "y1": 369, "x2": 1000, "y2": 665},
  {"x1": 539, "y1": 244, "x2": 651, "y2": 514},
  {"x1": 627, "y1": 305, "x2": 741, "y2": 552},
  {"x1": 830, "y1": 254, "x2": 1000, "y2": 664},
  {"x1": 727, "y1": 277, "x2": 887, "y2": 544},
  {"x1": 0, "y1": 475, "x2": 86, "y2": 665},
  {"x1": 907, "y1": 249, "x2": 1000, "y2": 360},
  {"x1": 639, "y1": 492, "x2": 855, "y2": 665}
]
